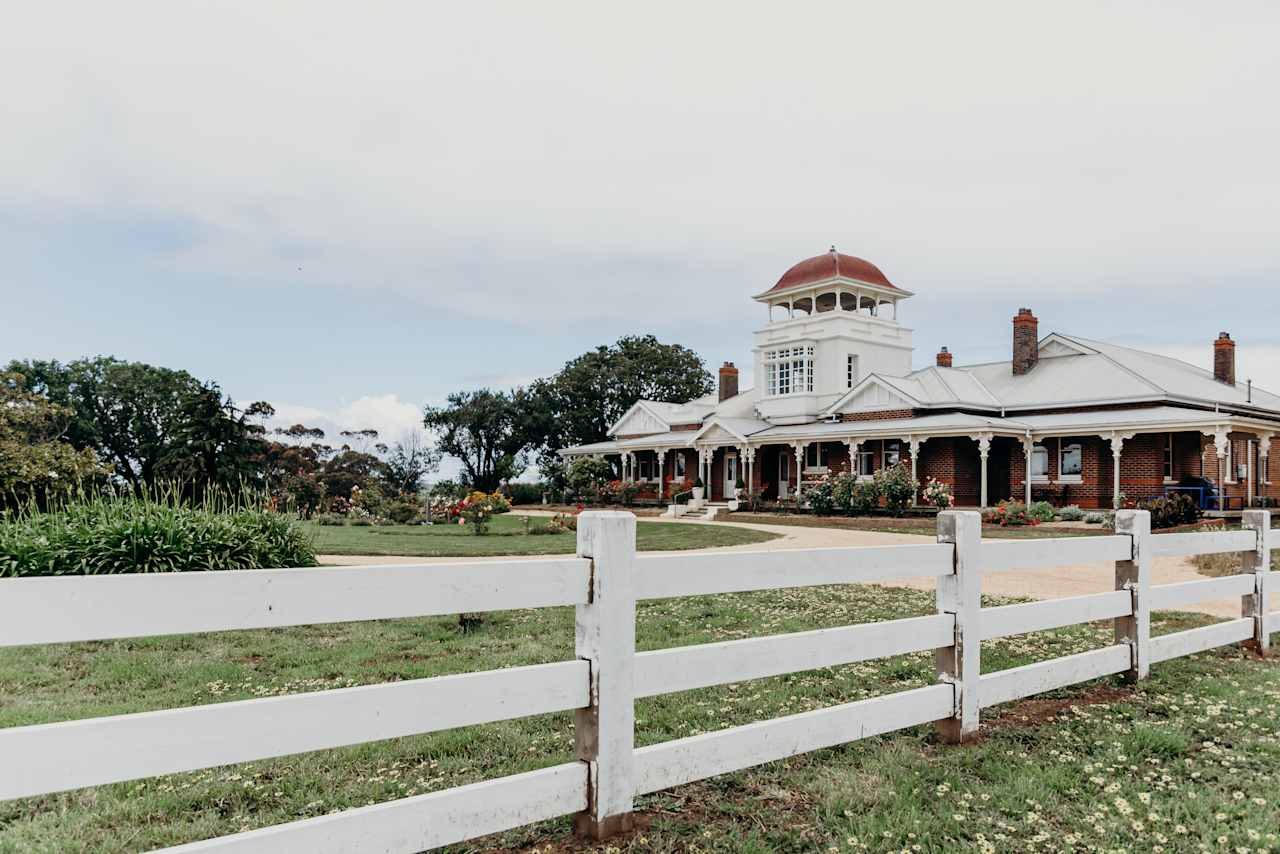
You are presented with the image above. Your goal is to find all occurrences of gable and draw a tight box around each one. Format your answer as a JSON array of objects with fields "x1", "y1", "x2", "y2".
[
  {"x1": 839, "y1": 381, "x2": 917, "y2": 413},
  {"x1": 696, "y1": 424, "x2": 743, "y2": 444},
  {"x1": 609, "y1": 403, "x2": 670, "y2": 438},
  {"x1": 1038, "y1": 334, "x2": 1096, "y2": 359}
]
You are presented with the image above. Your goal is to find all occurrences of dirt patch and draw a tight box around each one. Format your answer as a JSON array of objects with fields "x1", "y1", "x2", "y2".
[
  {"x1": 983, "y1": 683, "x2": 1134, "y2": 732},
  {"x1": 478, "y1": 777, "x2": 821, "y2": 852}
]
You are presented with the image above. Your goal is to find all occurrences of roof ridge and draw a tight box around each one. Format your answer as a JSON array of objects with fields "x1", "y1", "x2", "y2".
[{"x1": 1065, "y1": 333, "x2": 1224, "y2": 380}]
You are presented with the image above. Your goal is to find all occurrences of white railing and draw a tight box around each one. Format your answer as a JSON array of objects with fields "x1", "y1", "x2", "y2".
[{"x1": 0, "y1": 509, "x2": 1273, "y2": 852}]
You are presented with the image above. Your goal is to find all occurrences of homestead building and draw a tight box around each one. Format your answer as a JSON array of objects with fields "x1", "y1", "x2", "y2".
[{"x1": 562, "y1": 249, "x2": 1280, "y2": 511}]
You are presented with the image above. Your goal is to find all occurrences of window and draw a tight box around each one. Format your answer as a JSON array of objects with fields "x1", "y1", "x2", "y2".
[
  {"x1": 885, "y1": 440, "x2": 901, "y2": 468},
  {"x1": 846, "y1": 354, "x2": 858, "y2": 389},
  {"x1": 1059, "y1": 440, "x2": 1082, "y2": 479},
  {"x1": 638, "y1": 458, "x2": 652, "y2": 481},
  {"x1": 1224, "y1": 440, "x2": 1235, "y2": 483},
  {"x1": 1031, "y1": 443, "x2": 1049, "y2": 479},
  {"x1": 764, "y1": 345, "x2": 815, "y2": 396},
  {"x1": 858, "y1": 445, "x2": 876, "y2": 476},
  {"x1": 674, "y1": 453, "x2": 686, "y2": 479},
  {"x1": 805, "y1": 443, "x2": 826, "y2": 470},
  {"x1": 1163, "y1": 433, "x2": 1174, "y2": 481}
]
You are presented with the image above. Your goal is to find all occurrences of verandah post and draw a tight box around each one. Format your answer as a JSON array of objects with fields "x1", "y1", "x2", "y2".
[
  {"x1": 1114, "y1": 509, "x2": 1151, "y2": 681},
  {"x1": 573, "y1": 511, "x2": 637, "y2": 839},
  {"x1": 1241, "y1": 509, "x2": 1272, "y2": 656},
  {"x1": 935, "y1": 510, "x2": 982, "y2": 743}
]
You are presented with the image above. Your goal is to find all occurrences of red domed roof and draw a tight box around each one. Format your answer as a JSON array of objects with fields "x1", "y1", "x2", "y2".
[{"x1": 766, "y1": 249, "x2": 899, "y2": 294}]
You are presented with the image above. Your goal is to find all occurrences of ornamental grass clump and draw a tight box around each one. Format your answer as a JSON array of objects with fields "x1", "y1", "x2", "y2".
[{"x1": 0, "y1": 487, "x2": 316, "y2": 577}]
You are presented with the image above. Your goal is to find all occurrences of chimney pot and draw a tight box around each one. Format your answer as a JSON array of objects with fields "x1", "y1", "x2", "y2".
[
  {"x1": 718, "y1": 361, "x2": 740, "y2": 402},
  {"x1": 936, "y1": 346, "x2": 953, "y2": 368},
  {"x1": 1012, "y1": 308, "x2": 1039, "y2": 375},
  {"x1": 1213, "y1": 332, "x2": 1236, "y2": 385}
]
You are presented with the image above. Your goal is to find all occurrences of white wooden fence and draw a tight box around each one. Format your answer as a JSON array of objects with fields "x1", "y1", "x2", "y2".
[{"x1": 0, "y1": 509, "x2": 1274, "y2": 852}]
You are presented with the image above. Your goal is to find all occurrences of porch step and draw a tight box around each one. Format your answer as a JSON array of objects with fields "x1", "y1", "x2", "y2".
[{"x1": 674, "y1": 501, "x2": 731, "y2": 521}]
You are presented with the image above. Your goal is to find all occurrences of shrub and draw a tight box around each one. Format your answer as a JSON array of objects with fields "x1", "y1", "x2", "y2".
[
  {"x1": 1138, "y1": 493, "x2": 1202, "y2": 530},
  {"x1": 0, "y1": 493, "x2": 316, "y2": 577},
  {"x1": 1027, "y1": 501, "x2": 1056, "y2": 524},
  {"x1": 567, "y1": 458, "x2": 614, "y2": 504},
  {"x1": 452, "y1": 491, "x2": 506, "y2": 535},
  {"x1": 806, "y1": 475, "x2": 837, "y2": 516},
  {"x1": 923, "y1": 477, "x2": 953, "y2": 509},
  {"x1": 873, "y1": 463, "x2": 917, "y2": 516},
  {"x1": 985, "y1": 500, "x2": 1035, "y2": 526},
  {"x1": 532, "y1": 512, "x2": 578, "y2": 535},
  {"x1": 851, "y1": 479, "x2": 881, "y2": 515},
  {"x1": 1058, "y1": 505, "x2": 1086, "y2": 521},
  {"x1": 612, "y1": 480, "x2": 641, "y2": 507},
  {"x1": 383, "y1": 498, "x2": 421, "y2": 524},
  {"x1": 1084, "y1": 512, "x2": 1106, "y2": 525},
  {"x1": 313, "y1": 512, "x2": 346, "y2": 526},
  {"x1": 507, "y1": 482, "x2": 544, "y2": 505}
]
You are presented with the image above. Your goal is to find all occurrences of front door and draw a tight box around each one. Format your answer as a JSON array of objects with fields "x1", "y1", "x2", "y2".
[
  {"x1": 778, "y1": 452, "x2": 790, "y2": 499},
  {"x1": 724, "y1": 453, "x2": 738, "y2": 499}
]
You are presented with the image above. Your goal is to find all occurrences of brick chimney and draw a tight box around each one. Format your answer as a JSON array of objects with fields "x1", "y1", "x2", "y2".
[
  {"x1": 718, "y1": 361, "x2": 739, "y2": 402},
  {"x1": 1012, "y1": 308, "x2": 1039, "y2": 376},
  {"x1": 1213, "y1": 332, "x2": 1236, "y2": 385},
  {"x1": 936, "y1": 346, "x2": 953, "y2": 368}
]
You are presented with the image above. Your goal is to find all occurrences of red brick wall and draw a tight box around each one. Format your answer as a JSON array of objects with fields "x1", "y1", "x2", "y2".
[{"x1": 840, "y1": 409, "x2": 915, "y2": 422}]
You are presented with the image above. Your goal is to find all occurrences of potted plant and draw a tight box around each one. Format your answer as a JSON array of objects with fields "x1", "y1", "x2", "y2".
[
  {"x1": 692, "y1": 477, "x2": 705, "y2": 501},
  {"x1": 733, "y1": 476, "x2": 745, "y2": 500}
]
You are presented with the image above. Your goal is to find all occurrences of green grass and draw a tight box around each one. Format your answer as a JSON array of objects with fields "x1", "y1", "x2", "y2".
[
  {"x1": 2, "y1": 582, "x2": 1277, "y2": 852},
  {"x1": 307, "y1": 514, "x2": 778, "y2": 557}
]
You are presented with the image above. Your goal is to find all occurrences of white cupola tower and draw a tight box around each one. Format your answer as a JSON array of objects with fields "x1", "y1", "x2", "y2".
[{"x1": 751, "y1": 247, "x2": 914, "y2": 424}]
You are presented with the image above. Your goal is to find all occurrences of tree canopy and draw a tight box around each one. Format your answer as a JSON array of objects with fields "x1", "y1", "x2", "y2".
[
  {"x1": 0, "y1": 371, "x2": 107, "y2": 506},
  {"x1": 521, "y1": 335, "x2": 712, "y2": 471},
  {"x1": 6, "y1": 357, "x2": 270, "y2": 498},
  {"x1": 423, "y1": 389, "x2": 527, "y2": 492}
]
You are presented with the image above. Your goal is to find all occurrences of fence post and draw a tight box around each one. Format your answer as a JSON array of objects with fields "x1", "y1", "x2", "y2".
[
  {"x1": 1241, "y1": 510, "x2": 1272, "y2": 656},
  {"x1": 573, "y1": 511, "x2": 637, "y2": 839},
  {"x1": 935, "y1": 510, "x2": 981, "y2": 743},
  {"x1": 1114, "y1": 509, "x2": 1151, "y2": 682}
]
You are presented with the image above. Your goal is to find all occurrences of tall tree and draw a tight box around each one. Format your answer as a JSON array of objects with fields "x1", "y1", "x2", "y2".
[
  {"x1": 7, "y1": 357, "x2": 270, "y2": 496},
  {"x1": 521, "y1": 335, "x2": 713, "y2": 469},
  {"x1": 423, "y1": 390, "x2": 526, "y2": 492},
  {"x1": 380, "y1": 431, "x2": 440, "y2": 496}
]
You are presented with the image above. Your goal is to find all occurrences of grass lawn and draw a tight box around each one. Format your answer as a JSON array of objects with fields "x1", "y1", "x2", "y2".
[
  {"x1": 2, "y1": 581, "x2": 1278, "y2": 852},
  {"x1": 306, "y1": 514, "x2": 779, "y2": 557}
]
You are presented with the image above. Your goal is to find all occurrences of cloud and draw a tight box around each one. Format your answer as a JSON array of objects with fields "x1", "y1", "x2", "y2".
[
  {"x1": 3, "y1": 1, "x2": 1278, "y2": 332},
  {"x1": 260, "y1": 395, "x2": 424, "y2": 448}
]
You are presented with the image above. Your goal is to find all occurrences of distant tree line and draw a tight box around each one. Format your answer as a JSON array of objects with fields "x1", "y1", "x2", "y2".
[
  {"x1": 2, "y1": 357, "x2": 437, "y2": 513},
  {"x1": 3, "y1": 334, "x2": 711, "y2": 509}
]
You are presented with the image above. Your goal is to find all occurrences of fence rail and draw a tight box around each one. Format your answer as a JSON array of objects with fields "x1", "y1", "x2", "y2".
[{"x1": 0, "y1": 509, "x2": 1274, "y2": 853}]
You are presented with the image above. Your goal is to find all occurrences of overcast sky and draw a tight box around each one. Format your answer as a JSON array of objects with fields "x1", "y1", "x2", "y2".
[{"x1": 4, "y1": 2, "x2": 1278, "y2": 474}]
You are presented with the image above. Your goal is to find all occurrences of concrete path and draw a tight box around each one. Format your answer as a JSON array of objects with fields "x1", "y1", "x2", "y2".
[{"x1": 320, "y1": 513, "x2": 1271, "y2": 619}]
